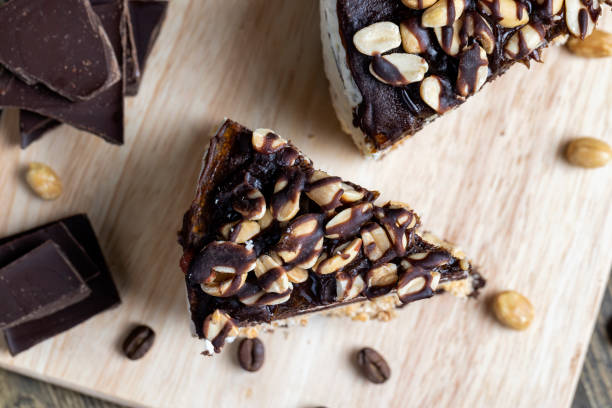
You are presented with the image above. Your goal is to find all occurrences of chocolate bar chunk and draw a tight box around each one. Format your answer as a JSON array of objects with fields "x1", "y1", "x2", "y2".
[
  {"x1": 0, "y1": 0, "x2": 121, "y2": 102},
  {"x1": 320, "y1": 0, "x2": 606, "y2": 157},
  {"x1": 19, "y1": 110, "x2": 60, "y2": 148},
  {"x1": 0, "y1": 0, "x2": 126, "y2": 144},
  {"x1": 125, "y1": 0, "x2": 168, "y2": 96},
  {"x1": 0, "y1": 241, "x2": 91, "y2": 329},
  {"x1": 18, "y1": 0, "x2": 168, "y2": 147},
  {"x1": 0, "y1": 214, "x2": 121, "y2": 355},
  {"x1": 179, "y1": 120, "x2": 485, "y2": 354}
]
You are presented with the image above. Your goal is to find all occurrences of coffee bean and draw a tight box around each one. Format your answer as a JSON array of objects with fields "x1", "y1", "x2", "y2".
[
  {"x1": 238, "y1": 338, "x2": 265, "y2": 372},
  {"x1": 606, "y1": 316, "x2": 612, "y2": 344},
  {"x1": 122, "y1": 325, "x2": 155, "y2": 360},
  {"x1": 356, "y1": 347, "x2": 391, "y2": 384}
]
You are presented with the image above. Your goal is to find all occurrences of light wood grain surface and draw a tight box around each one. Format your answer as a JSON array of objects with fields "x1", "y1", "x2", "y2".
[
  {"x1": 0, "y1": 1, "x2": 611, "y2": 407},
  {"x1": 2, "y1": 271, "x2": 611, "y2": 408}
]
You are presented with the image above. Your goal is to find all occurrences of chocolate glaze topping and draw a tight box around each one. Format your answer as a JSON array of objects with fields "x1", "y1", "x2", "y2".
[
  {"x1": 179, "y1": 120, "x2": 485, "y2": 336},
  {"x1": 336, "y1": 0, "x2": 579, "y2": 152},
  {"x1": 371, "y1": 54, "x2": 407, "y2": 86}
]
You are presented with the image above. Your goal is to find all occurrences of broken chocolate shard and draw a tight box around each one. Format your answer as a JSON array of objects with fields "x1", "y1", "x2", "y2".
[
  {"x1": 0, "y1": 0, "x2": 126, "y2": 145},
  {"x1": 0, "y1": 0, "x2": 121, "y2": 102},
  {"x1": 179, "y1": 119, "x2": 485, "y2": 354},
  {"x1": 125, "y1": 0, "x2": 168, "y2": 96},
  {"x1": 0, "y1": 214, "x2": 121, "y2": 355},
  {"x1": 17, "y1": 0, "x2": 168, "y2": 146},
  {"x1": 19, "y1": 110, "x2": 60, "y2": 148},
  {"x1": 0, "y1": 240, "x2": 91, "y2": 329}
]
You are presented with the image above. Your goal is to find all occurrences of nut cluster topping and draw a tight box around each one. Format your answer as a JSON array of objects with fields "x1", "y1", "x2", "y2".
[
  {"x1": 231, "y1": 183, "x2": 266, "y2": 220},
  {"x1": 315, "y1": 238, "x2": 362, "y2": 275},
  {"x1": 276, "y1": 213, "x2": 325, "y2": 269},
  {"x1": 536, "y1": 0, "x2": 564, "y2": 15},
  {"x1": 400, "y1": 17, "x2": 430, "y2": 53},
  {"x1": 252, "y1": 128, "x2": 287, "y2": 154},
  {"x1": 361, "y1": 222, "x2": 392, "y2": 261},
  {"x1": 504, "y1": 23, "x2": 546, "y2": 59},
  {"x1": 396, "y1": 266, "x2": 435, "y2": 303},
  {"x1": 325, "y1": 202, "x2": 373, "y2": 239},
  {"x1": 271, "y1": 168, "x2": 305, "y2": 222},
  {"x1": 420, "y1": 75, "x2": 462, "y2": 114},
  {"x1": 353, "y1": 21, "x2": 402, "y2": 56},
  {"x1": 191, "y1": 128, "x2": 478, "y2": 354},
  {"x1": 370, "y1": 53, "x2": 429, "y2": 86},
  {"x1": 190, "y1": 241, "x2": 255, "y2": 297},
  {"x1": 367, "y1": 263, "x2": 399, "y2": 288},
  {"x1": 202, "y1": 309, "x2": 239, "y2": 355},
  {"x1": 221, "y1": 220, "x2": 261, "y2": 243},
  {"x1": 336, "y1": 272, "x2": 366, "y2": 301},
  {"x1": 254, "y1": 255, "x2": 292, "y2": 294},
  {"x1": 422, "y1": 0, "x2": 466, "y2": 28},
  {"x1": 479, "y1": 0, "x2": 529, "y2": 28},
  {"x1": 374, "y1": 202, "x2": 418, "y2": 257},
  {"x1": 350, "y1": 0, "x2": 604, "y2": 114},
  {"x1": 456, "y1": 44, "x2": 488, "y2": 96},
  {"x1": 565, "y1": 0, "x2": 601, "y2": 39},
  {"x1": 306, "y1": 170, "x2": 344, "y2": 211}
]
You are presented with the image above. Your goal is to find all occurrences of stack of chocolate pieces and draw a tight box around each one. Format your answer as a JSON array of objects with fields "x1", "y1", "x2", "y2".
[
  {"x1": 0, "y1": 0, "x2": 168, "y2": 148},
  {"x1": 0, "y1": 215, "x2": 120, "y2": 356}
]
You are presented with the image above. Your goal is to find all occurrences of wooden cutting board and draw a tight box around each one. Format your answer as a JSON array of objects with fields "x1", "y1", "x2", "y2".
[{"x1": 0, "y1": 1, "x2": 611, "y2": 407}]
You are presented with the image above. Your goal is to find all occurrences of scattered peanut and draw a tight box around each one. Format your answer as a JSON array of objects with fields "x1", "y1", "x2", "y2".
[
  {"x1": 492, "y1": 291, "x2": 534, "y2": 330},
  {"x1": 566, "y1": 29, "x2": 612, "y2": 58},
  {"x1": 565, "y1": 137, "x2": 612, "y2": 168},
  {"x1": 25, "y1": 162, "x2": 63, "y2": 200}
]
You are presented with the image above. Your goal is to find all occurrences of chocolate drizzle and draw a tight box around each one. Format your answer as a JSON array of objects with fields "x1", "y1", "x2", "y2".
[
  {"x1": 441, "y1": 26, "x2": 455, "y2": 52},
  {"x1": 188, "y1": 241, "x2": 255, "y2": 286},
  {"x1": 456, "y1": 43, "x2": 488, "y2": 96},
  {"x1": 578, "y1": 9, "x2": 589, "y2": 38},
  {"x1": 436, "y1": 76, "x2": 462, "y2": 113},
  {"x1": 336, "y1": 0, "x2": 586, "y2": 151},
  {"x1": 371, "y1": 54, "x2": 407, "y2": 86},
  {"x1": 179, "y1": 120, "x2": 485, "y2": 334},
  {"x1": 397, "y1": 266, "x2": 434, "y2": 303},
  {"x1": 402, "y1": 17, "x2": 430, "y2": 51},
  {"x1": 446, "y1": 0, "x2": 457, "y2": 25}
]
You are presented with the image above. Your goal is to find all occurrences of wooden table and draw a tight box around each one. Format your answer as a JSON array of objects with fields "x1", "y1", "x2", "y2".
[{"x1": 0, "y1": 271, "x2": 610, "y2": 408}]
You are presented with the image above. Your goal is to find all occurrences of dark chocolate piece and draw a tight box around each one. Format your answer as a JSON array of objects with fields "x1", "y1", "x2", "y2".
[
  {"x1": 18, "y1": 0, "x2": 168, "y2": 147},
  {"x1": 125, "y1": 0, "x2": 168, "y2": 96},
  {"x1": 0, "y1": 0, "x2": 126, "y2": 145},
  {"x1": 0, "y1": 0, "x2": 121, "y2": 102},
  {"x1": 19, "y1": 110, "x2": 60, "y2": 148},
  {"x1": 0, "y1": 240, "x2": 91, "y2": 329},
  {"x1": 0, "y1": 214, "x2": 121, "y2": 355},
  {"x1": 179, "y1": 119, "x2": 485, "y2": 353}
]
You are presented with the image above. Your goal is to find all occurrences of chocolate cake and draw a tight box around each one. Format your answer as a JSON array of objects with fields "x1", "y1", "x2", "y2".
[
  {"x1": 320, "y1": 0, "x2": 606, "y2": 157},
  {"x1": 179, "y1": 119, "x2": 485, "y2": 354}
]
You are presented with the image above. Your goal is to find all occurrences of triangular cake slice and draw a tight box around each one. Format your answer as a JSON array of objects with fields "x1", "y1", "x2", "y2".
[
  {"x1": 320, "y1": 0, "x2": 606, "y2": 158},
  {"x1": 179, "y1": 119, "x2": 485, "y2": 354}
]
